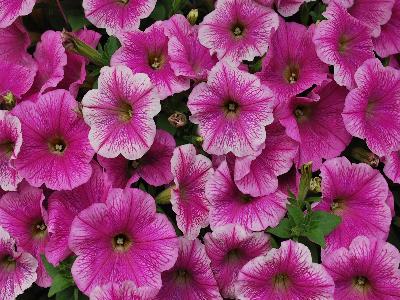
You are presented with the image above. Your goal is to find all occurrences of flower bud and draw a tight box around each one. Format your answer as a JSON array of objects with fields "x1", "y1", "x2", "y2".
[
  {"x1": 187, "y1": 9, "x2": 199, "y2": 25},
  {"x1": 351, "y1": 147, "x2": 379, "y2": 168},
  {"x1": 168, "y1": 112, "x2": 187, "y2": 128}
]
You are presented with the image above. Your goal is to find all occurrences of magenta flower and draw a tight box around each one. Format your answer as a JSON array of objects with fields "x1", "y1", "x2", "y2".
[
  {"x1": 111, "y1": 21, "x2": 190, "y2": 100},
  {"x1": 257, "y1": 19, "x2": 328, "y2": 103},
  {"x1": 82, "y1": 0, "x2": 156, "y2": 35},
  {"x1": 204, "y1": 224, "x2": 271, "y2": 299},
  {"x1": 164, "y1": 14, "x2": 217, "y2": 81},
  {"x1": 69, "y1": 187, "x2": 178, "y2": 295},
  {"x1": 98, "y1": 129, "x2": 175, "y2": 188},
  {"x1": 313, "y1": 2, "x2": 374, "y2": 89},
  {"x1": 198, "y1": 0, "x2": 278, "y2": 65},
  {"x1": 234, "y1": 122, "x2": 297, "y2": 197},
  {"x1": 82, "y1": 65, "x2": 160, "y2": 160},
  {"x1": 155, "y1": 238, "x2": 221, "y2": 300},
  {"x1": 384, "y1": 151, "x2": 400, "y2": 184},
  {"x1": 90, "y1": 281, "x2": 158, "y2": 300},
  {"x1": 171, "y1": 144, "x2": 213, "y2": 239},
  {"x1": 0, "y1": 110, "x2": 22, "y2": 191},
  {"x1": 46, "y1": 163, "x2": 111, "y2": 266},
  {"x1": 206, "y1": 160, "x2": 287, "y2": 231},
  {"x1": 323, "y1": 236, "x2": 400, "y2": 299},
  {"x1": 255, "y1": 0, "x2": 314, "y2": 17},
  {"x1": 0, "y1": 183, "x2": 51, "y2": 287},
  {"x1": 0, "y1": 226, "x2": 37, "y2": 300},
  {"x1": 342, "y1": 58, "x2": 400, "y2": 156},
  {"x1": 188, "y1": 62, "x2": 274, "y2": 157},
  {"x1": 0, "y1": 1, "x2": 36, "y2": 28},
  {"x1": 278, "y1": 79, "x2": 351, "y2": 171},
  {"x1": 13, "y1": 89, "x2": 94, "y2": 190},
  {"x1": 314, "y1": 157, "x2": 392, "y2": 256},
  {"x1": 236, "y1": 240, "x2": 334, "y2": 299}
]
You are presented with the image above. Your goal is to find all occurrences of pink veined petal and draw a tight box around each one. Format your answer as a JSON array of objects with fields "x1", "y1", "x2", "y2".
[
  {"x1": 90, "y1": 281, "x2": 158, "y2": 300},
  {"x1": 0, "y1": 0, "x2": 36, "y2": 28},
  {"x1": 383, "y1": 151, "x2": 400, "y2": 184}
]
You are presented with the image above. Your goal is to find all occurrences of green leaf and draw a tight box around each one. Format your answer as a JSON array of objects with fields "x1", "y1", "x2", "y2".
[
  {"x1": 48, "y1": 274, "x2": 74, "y2": 297},
  {"x1": 56, "y1": 287, "x2": 74, "y2": 300},
  {"x1": 150, "y1": 3, "x2": 167, "y2": 20},
  {"x1": 309, "y1": 211, "x2": 341, "y2": 235},
  {"x1": 268, "y1": 218, "x2": 292, "y2": 238},
  {"x1": 304, "y1": 228, "x2": 326, "y2": 248},
  {"x1": 67, "y1": 11, "x2": 90, "y2": 31},
  {"x1": 41, "y1": 255, "x2": 58, "y2": 278},
  {"x1": 103, "y1": 36, "x2": 120, "y2": 61},
  {"x1": 156, "y1": 114, "x2": 177, "y2": 135},
  {"x1": 310, "y1": 3, "x2": 327, "y2": 22},
  {"x1": 172, "y1": 0, "x2": 185, "y2": 13},
  {"x1": 287, "y1": 204, "x2": 305, "y2": 226},
  {"x1": 306, "y1": 196, "x2": 321, "y2": 203}
]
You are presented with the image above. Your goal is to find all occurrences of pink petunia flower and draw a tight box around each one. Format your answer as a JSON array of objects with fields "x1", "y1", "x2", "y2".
[
  {"x1": 255, "y1": 0, "x2": 314, "y2": 17},
  {"x1": 45, "y1": 162, "x2": 111, "y2": 266},
  {"x1": 170, "y1": 144, "x2": 213, "y2": 239},
  {"x1": 98, "y1": 129, "x2": 175, "y2": 188},
  {"x1": 204, "y1": 224, "x2": 271, "y2": 299},
  {"x1": 164, "y1": 14, "x2": 217, "y2": 81},
  {"x1": 69, "y1": 187, "x2": 178, "y2": 295},
  {"x1": 0, "y1": 183, "x2": 51, "y2": 287},
  {"x1": 342, "y1": 58, "x2": 400, "y2": 156},
  {"x1": 234, "y1": 122, "x2": 297, "y2": 197},
  {"x1": 198, "y1": 0, "x2": 278, "y2": 65},
  {"x1": 188, "y1": 62, "x2": 274, "y2": 157},
  {"x1": 0, "y1": 110, "x2": 22, "y2": 191},
  {"x1": 82, "y1": 65, "x2": 160, "y2": 160},
  {"x1": 323, "y1": 236, "x2": 400, "y2": 299},
  {"x1": 313, "y1": 2, "x2": 374, "y2": 89},
  {"x1": 13, "y1": 89, "x2": 94, "y2": 190},
  {"x1": 383, "y1": 151, "x2": 400, "y2": 184},
  {"x1": 236, "y1": 240, "x2": 334, "y2": 299},
  {"x1": 155, "y1": 237, "x2": 222, "y2": 300},
  {"x1": 314, "y1": 157, "x2": 392, "y2": 256},
  {"x1": 0, "y1": 0, "x2": 36, "y2": 28},
  {"x1": 82, "y1": 0, "x2": 156, "y2": 35},
  {"x1": 257, "y1": 19, "x2": 328, "y2": 104},
  {"x1": 111, "y1": 21, "x2": 190, "y2": 100},
  {"x1": 206, "y1": 159, "x2": 287, "y2": 231},
  {"x1": 0, "y1": 226, "x2": 37, "y2": 300},
  {"x1": 277, "y1": 79, "x2": 351, "y2": 171},
  {"x1": 90, "y1": 281, "x2": 157, "y2": 300}
]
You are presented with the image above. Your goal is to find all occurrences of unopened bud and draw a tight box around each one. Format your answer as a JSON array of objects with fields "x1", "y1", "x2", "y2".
[
  {"x1": 2, "y1": 92, "x2": 15, "y2": 110},
  {"x1": 187, "y1": 9, "x2": 199, "y2": 25},
  {"x1": 309, "y1": 177, "x2": 321, "y2": 193},
  {"x1": 168, "y1": 112, "x2": 187, "y2": 128},
  {"x1": 351, "y1": 147, "x2": 379, "y2": 168},
  {"x1": 156, "y1": 186, "x2": 173, "y2": 205}
]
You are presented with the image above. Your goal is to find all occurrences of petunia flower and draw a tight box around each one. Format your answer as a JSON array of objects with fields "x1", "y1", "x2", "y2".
[
  {"x1": 198, "y1": 0, "x2": 278, "y2": 65},
  {"x1": 206, "y1": 159, "x2": 287, "y2": 231},
  {"x1": 164, "y1": 14, "x2": 217, "y2": 81},
  {"x1": 98, "y1": 129, "x2": 175, "y2": 188},
  {"x1": 342, "y1": 58, "x2": 400, "y2": 156},
  {"x1": 314, "y1": 157, "x2": 392, "y2": 256},
  {"x1": 0, "y1": 226, "x2": 38, "y2": 300},
  {"x1": 255, "y1": 0, "x2": 314, "y2": 17},
  {"x1": 155, "y1": 237, "x2": 222, "y2": 300},
  {"x1": 277, "y1": 79, "x2": 351, "y2": 171},
  {"x1": 69, "y1": 187, "x2": 178, "y2": 295},
  {"x1": 0, "y1": 110, "x2": 22, "y2": 191},
  {"x1": 383, "y1": 151, "x2": 400, "y2": 184},
  {"x1": 323, "y1": 236, "x2": 400, "y2": 299},
  {"x1": 313, "y1": 2, "x2": 374, "y2": 89},
  {"x1": 188, "y1": 62, "x2": 274, "y2": 157},
  {"x1": 45, "y1": 162, "x2": 111, "y2": 266},
  {"x1": 0, "y1": 183, "x2": 51, "y2": 287},
  {"x1": 13, "y1": 89, "x2": 94, "y2": 190},
  {"x1": 0, "y1": 0, "x2": 36, "y2": 28},
  {"x1": 111, "y1": 21, "x2": 190, "y2": 100},
  {"x1": 170, "y1": 144, "x2": 213, "y2": 239},
  {"x1": 257, "y1": 19, "x2": 328, "y2": 104},
  {"x1": 204, "y1": 224, "x2": 271, "y2": 299},
  {"x1": 90, "y1": 281, "x2": 157, "y2": 300},
  {"x1": 82, "y1": 0, "x2": 156, "y2": 36},
  {"x1": 236, "y1": 240, "x2": 334, "y2": 299},
  {"x1": 82, "y1": 65, "x2": 160, "y2": 160},
  {"x1": 234, "y1": 122, "x2": 298, "y2": 197}
]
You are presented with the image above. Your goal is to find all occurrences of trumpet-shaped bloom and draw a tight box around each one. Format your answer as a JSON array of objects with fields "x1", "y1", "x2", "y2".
[
  {"x1": 258, "y1": 19, "x2": 328, "y2": 103},
  {"x1": 69, "y1": 188, "x2": 178, "y2": 295},
  {"x1": 384, "y1": 151, "x2": 400, "y2": 184},
  {"x1": 0, "y1": 111, "x2": 22, "y2": 191},
  {"x1": 171, "y1": 144, "x2": 213, "y2": 239},
  {"x1": 314, "y1": 157, "x2": 392, "y2": 256},
  {"x1": 0, "y1": 0, "x2": 36, "y2": 28},
  {"x1": 342, "y1": 59, "x2": 400, "y2": 156},
  {"x1": 13, "y1": 89, "x2": 94, "y2": 190},
  {"x1": 313, "y1": 2, "x2": 374, "y2": 89},
  {"x1": 90, "y1": 281, "x2": 157, "y2": 300},
  {"x1": 206, "y1": 160, "x2": 287, "y2": 231},
  {"x1": 164, "y1": 14, "x2": 217, "y2": 81},
  {"x1": 236, "y1": 240, "x2": 334, "y2": 299},
  {"x1": 98, "y1": 129, "x2": 175, "y2": 188},
  {"x1": 0, "y1": 183, "x2": 51, "y2": 287},
  {"x1": 111, "y1": 21, "x2": 190, "y2": 100},
  {"x1": 198, "y1": 0, "x2": 278, "y2": 65},
  {"x1": 188, "y1": 62, "x2": 274, "y2": 157},
  {"x1": 82, "y1": 65, "x2": 160, "y2": 160},
  {"x1": 323, "y1": 236, "x2": 400, "y2": 299},
  {"x1": 204, "y1": 224, "x2": 271, "y2": 299},
  {"x1": 155, "y1": 238, "x2": 222, "y2": 300},
  {"x1": 255, "y1": 0, "x2": 314, "y2": 17},
  {"x1": 82, "y1": 0, "x2": 156, "y2": 35}
]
